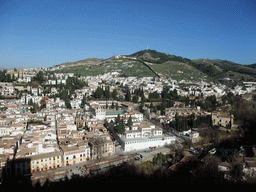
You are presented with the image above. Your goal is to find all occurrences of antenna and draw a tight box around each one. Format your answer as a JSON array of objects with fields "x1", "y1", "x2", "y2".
[{"x1": 147, "y1": 44, "x2": 149, "y2": 50}]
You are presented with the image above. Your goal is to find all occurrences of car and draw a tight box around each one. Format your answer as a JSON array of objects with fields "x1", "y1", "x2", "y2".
[{"x1": 209, "y1": 148, "x2": 216, "y2": 155}]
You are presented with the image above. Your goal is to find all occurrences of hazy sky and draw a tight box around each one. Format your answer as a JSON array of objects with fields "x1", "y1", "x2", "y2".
[{"x1": 1, "y1": 0, "x2": 255, "y2": 69}]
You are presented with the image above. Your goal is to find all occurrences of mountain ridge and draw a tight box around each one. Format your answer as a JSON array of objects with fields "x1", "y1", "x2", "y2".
[{"x1": 56, "y1": 49, "x2": 256, "y2": 86}]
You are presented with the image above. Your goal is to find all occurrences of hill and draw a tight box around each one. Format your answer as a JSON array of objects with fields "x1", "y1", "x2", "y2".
[
  {"x1": 56, "y1": 49, "x2": 256, "y2": 86},
  {"x1": 245, "y1": 63, "x2": 256, "y2": 69},
  {"x1": 57, "y1": 58, "x2": 104, "y2": 68},
  {"x1": 58, "y1": 57, "x2": 157, "y2": 78}
]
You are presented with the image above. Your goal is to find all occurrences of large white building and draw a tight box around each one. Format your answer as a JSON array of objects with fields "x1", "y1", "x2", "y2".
[{"x1": 120, "y1": 121, "x2": 176, "y2": 152}]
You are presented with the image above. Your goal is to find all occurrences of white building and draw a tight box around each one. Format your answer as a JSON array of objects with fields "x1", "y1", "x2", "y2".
[
  {"x1": 70, "y1": 99, "x2": 81, "y2": 109},
  {"x1": 121, "y1": 121, "x2": 176, "y2": 152}
]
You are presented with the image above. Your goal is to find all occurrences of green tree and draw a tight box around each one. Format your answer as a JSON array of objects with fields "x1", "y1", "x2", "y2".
[
  {"x1": 40, "y1": 98, "x2": 46, "y2": 109},
  {"x1": 105, "y1": 86, "x2": 110, "y2": 99},
  {"x1": 33, "y1": 71, "x2": 44, "y2": 84},
  {"x1": 93, "y1": 86, "x2": 103, "y2": 99},
  {"x1": 28, "y1": 98, "x2": 33, "y2": 106},
  {"x1": 140, "y1": 93, "x2": 145, "y2": 112},
  {"x1": 127, "y1": 115, "x2": 133, "y2": 128},
  {"x1": 116, "y1": 114, "x2": 125, "y2": 134},
  {"x1": 125, "y1": 88, "x2": 131, "y2": 102},
  {"x1": 6, "y1": 74, "x2": 11, "y2": 82},
  {"x1": 111, "y1": 88, "x2": 118, "y2": 100},
  {"x1": 149, "y1": 91, "x2": 160, "y2": 99},
  {"x1": 12, "y1": 73, "x2": 15, "y2": 81},
  {"x1": 81, "y1": 94, "x2": 87, "y2": 108},
  {"x1": 118, "y1": 118, "x2": 125, "y2": 134},
  {"x1": 205, "y1": 95, "x2": 218, "y2": 111},
  {"x1": 132, "y1": 95, "x2": 139, "y2": 103},
  {"x1": 175, "y1": 113, "x2": 181, "y2": 131},
  {"x1": 65, "y1": 99, "x2": 71, "y2": 109},
  {"x1": 117, "y1": 114, "x2": 121, "y2": 126},
  {"x1": 161, "y1": 98, "x2": 166, "y2": 115},
  {"x1": 162, "y1": 85, "x2": 170, "y2": 99}
]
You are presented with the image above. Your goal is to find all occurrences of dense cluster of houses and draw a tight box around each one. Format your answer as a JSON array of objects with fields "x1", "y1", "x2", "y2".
[
  {"x1": 0, "y1": 105, "x2": 116, "y2": 177},
  {"x1": 0, "y1": 66, "x2": 255, "y2": 179}
]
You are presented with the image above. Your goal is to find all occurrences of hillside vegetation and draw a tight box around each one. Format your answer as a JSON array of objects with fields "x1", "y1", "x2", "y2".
[
  {"x1": 57, "y1": 49, "x2": 256, "y2": 85},
  {"x1": 59, "y1": 58, "x2": 156, "y2": 78}
]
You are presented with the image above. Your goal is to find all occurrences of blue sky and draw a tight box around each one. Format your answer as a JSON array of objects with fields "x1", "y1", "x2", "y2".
[{"x1": 0, "y1": 0, "x2": 255, "y2": 69}]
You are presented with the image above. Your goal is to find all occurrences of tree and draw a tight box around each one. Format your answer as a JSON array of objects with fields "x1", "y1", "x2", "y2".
[
  {"x1": 81, "y1": 95, "x2": 87, "y2": 108},
  {"x1": 105, "y1": 85, "x2": 110, "y2": 99},
  {"x1": 188, "y1": 113, "x2": 195, "y2": 128},
  {"x1": 175, "y1": 113, "x2": 181, "y2": 131},
  {"x1": 205, "y1": 95, "x2": 218, "y2": 111},
  {"x1": 111, "y1": 88, "x2": 118, "y2": 100},
  {"x1": 125, "y1": 88, "x2": 131, "y2": 102},
  {"x1": 93, "y1": 86, "x2": 103, "y2": 99},
  {"x1": 65, "y1": 99, "x2": 71, "y2": 109},
  {"x1": 140, "y1": 93, "x2": 145, "y2": 112},
  {"x1": 118, "y1": 118, "x2": 125, "y2": 134},
  {"x1": 149, "y1": 91, "x2": 160, "y2": 99},
  {"x1": 31, "y1": 103, "x2": 39, "y2": 113},
  {"x1": 40, "y1": 98, "x2": 46, "y2": 109},
  {"x1": 12, "y1": 73, "x2": 15, "y2": 81},
  {"x1": 127, "y1": 115, "x2": 133, "y2": 128},
  {"x1": 162, "y1": 85, "x2": 170, "y2": 99},
  {"x1": 132, "y1": 95, "x2": 139, "y2": 103},
  {"x1": 150, "y1": 102, "x2": 154, "y2": 109},
  {"x1": 28, "y1": 98, "x2": 33, "y2": 106},
  {"x1": 33, "y1": 71, "x2": 44, "y2": 84},
  {"x1": 6, "y1": 74, "x2": 11, "y2": 82},
  {"x1": 116, "y1": 114, "x2": 121, "y2": 126},
  {"x1": 161, "y1": 98, "x2": 166, "y2": 115}
]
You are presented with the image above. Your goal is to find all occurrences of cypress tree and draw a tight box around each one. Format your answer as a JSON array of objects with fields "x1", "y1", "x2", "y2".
[{"x1": 127, "y1": 115, "x2": 133, "y2": 128}]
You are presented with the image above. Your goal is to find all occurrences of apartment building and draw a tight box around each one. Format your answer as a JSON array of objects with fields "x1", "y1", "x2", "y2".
[
  {"x1": 89, "y1": 135, "x2": 115, "y2": 160},
  {"x1": 12, "y1": 151, "x2": 62, "y2": 176},
  {"x1": 61, "y1": 143, "x2": 90, "y2": 166}
]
